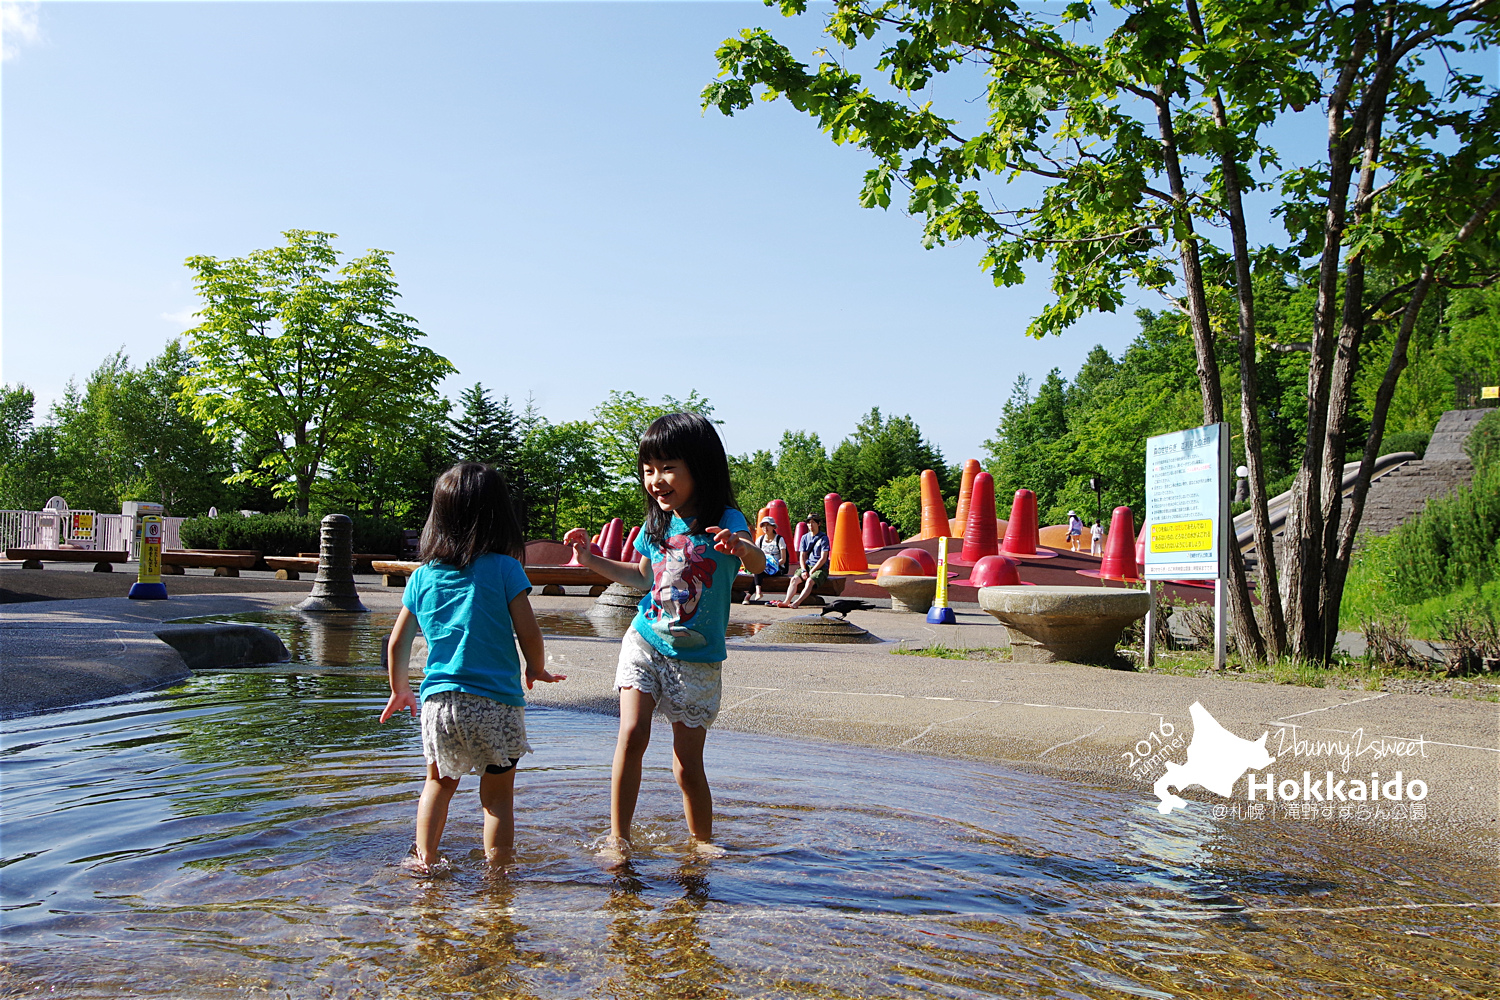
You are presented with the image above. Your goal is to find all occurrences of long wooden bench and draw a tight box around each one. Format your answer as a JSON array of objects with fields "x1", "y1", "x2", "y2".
[
  {"x1": 5, "y1": 548, "x2": 129, "y2": 572},
  {"x1": 161, "y1": 550, "x2": 261, "y2": 577},
  {"x1": 263, "y1": 556, "x2": 319, "y2": 580}
]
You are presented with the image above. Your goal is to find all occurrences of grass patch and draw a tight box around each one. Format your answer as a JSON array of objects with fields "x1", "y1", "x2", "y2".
[
  {"x1": 1132, "y1": 649, "x2": 1498, "y2": 699},
  {"x1": 893, "y1": 641, "x2": 1011, "y2": 661}
]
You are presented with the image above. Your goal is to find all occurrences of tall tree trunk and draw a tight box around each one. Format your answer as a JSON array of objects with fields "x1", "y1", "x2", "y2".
[
  {"x1": 1282, "y1": 6, "x2": 1371, "y2": 659},
  {"x1": 1186, "y1": 0, "x2": 1281, "y2": 660},
  {"x1": 1154, "y1": 82, "x2": 1267, "y2": 661}
]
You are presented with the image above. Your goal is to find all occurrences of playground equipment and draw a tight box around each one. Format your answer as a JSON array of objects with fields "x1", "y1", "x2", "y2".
[
  {"x1": 926, "y1": 536, "x2": 957, "y2": 624},
  {"x1": 862, "y1": 511, "x2": 884, "y2": 550},
  {"x1": 896, "y1": 546, "x2": 938, "y2": 576},
  {"x1": 823, "y1": 493, "x2": 842, "y2": 542},
  {"x1": 953, "y1": 473, "x2": 1000, "y2": 566},
  {"x1": 767, "y1": 500, "x2": 795, "y2": 565},
  {"x1": 873, "y1": 553, "x2": 936, "y2": 613},
  {"x1": 978, "y1": 585, "x2": 1149, "y2": 664},
  {"x1": 830, "y1": 502, "x2": 868, "y2": 575},
  {"x1": 793, "y1": 520, "x2": 808, "y2": 558},
  {"x1": 1000, "y1": 489, "x2": 1057, "y2": 560},
  {"x1": 954, "y1": 553, "x2": 1023, "y2": 588},
  {"x1": 953, "y1": 459, "x2": 981, "y2": 533},
  {"x1": 623, "y1": 524, "x2": 640, "y2": 555},
  {"x1": 919, "y1": 470, "x2": 949, "y2": 539},
  {"x1": 1077, "y1": 507, "x2": 1141, "y2": 584},
  {"x1": 745, "y1": 613, "x2": 881, "y2": 644},
  {"x1": 600, "y1": 518, "x2": 624, "y2": 562}
]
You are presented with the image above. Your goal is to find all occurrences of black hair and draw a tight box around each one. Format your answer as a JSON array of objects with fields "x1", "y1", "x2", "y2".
[
  {"x1": 639, "y1": 412, "x2": 738, "y2": 546},
  {"x1": 804, "y1": 513, "x2": 823, "y2": 526},
  {"x1": 420, "y1": 462, "x2": 525, "y2": 568}
]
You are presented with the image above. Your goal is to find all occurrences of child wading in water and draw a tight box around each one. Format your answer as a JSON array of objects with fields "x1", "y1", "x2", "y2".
[
  {"x1": 381, "y1": 463, "x2": 566, "y2": 875},
  {"x1": 564, "y1": 413, "x2": 764, "y2": 858}
]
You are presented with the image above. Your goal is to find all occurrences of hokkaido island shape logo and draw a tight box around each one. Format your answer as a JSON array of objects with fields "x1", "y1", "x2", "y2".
[{"x1": 1153, "y1": 702, "x2": 1273, "y2": 814}]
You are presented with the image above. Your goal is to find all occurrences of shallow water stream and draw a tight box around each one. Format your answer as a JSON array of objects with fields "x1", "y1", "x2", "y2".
[{"x1": 1, "y1": 615, "x2": 1495, "y2": 997}]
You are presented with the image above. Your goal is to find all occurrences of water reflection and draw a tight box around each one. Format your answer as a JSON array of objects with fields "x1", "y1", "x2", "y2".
[{"x1": 1, "y1": 672, "x2": 1495, "y2": 998}]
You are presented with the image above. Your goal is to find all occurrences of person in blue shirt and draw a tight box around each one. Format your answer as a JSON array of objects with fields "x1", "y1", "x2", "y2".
[
  {"x1": 565, "y1": 413, "x2": 765, "y2": 860},
  {"x1": 381, "y1": 463, "x2": 566, "y2": 876}
]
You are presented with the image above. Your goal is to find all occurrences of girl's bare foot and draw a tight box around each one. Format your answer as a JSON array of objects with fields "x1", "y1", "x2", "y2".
[
  {"x1": 690, "y1": 839, "x2": 726, "y2": 857},
  {"x1": 596, "y1": 835, "x2": 631, "y2": 866}
]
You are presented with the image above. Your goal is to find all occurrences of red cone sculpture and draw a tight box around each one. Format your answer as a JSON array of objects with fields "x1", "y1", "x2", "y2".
[
  {"x1": 1098, "y1": 506, "x2": 1141, "y2": 582},
  {"x1": 824, "y1": 493, "x2": 842, "y2": 545},
  {"x1": 954, "y1": 472, "x2": 999, "y2": 566},
  {"x1": 862, "y1": 510, "x2": 884, "y2": 550}
]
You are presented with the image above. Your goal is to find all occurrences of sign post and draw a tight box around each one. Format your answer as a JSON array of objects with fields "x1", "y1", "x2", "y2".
[
  {"x1": 1144, "y1": 423, "x2": 1230, "y2": 670},
  {"x1": 128, "y1": 515, "x2": 169, "y2": 600}
]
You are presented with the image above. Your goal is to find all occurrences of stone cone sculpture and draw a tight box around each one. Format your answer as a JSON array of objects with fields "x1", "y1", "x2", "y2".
[
  {"x1": 294, "y1": 514, "x2": 368, "y2": 612},
  {"x1": 954, "y1": 472, "x2": 999, "y2": 566},
  {"x1": 918, "y1": 469, "x2": 949, "y2": 540},
  {"x1": 830, "y1": 501, "x2": 868, "y2": 575}
]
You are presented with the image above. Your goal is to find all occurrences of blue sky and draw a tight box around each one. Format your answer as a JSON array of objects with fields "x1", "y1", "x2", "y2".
[{"x1": 4, "y1": 2, "x2": 1489, "y2": 465}]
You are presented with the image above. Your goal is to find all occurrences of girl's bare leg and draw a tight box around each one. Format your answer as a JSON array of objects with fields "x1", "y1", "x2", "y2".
[
  {"x1": 670, "y1": 721, "x2": 712, "y2": 843},
  {"x1": 479, "y1": 766, "x2": 517, "y2": 868},
  {"x1": 416, "y1": 762, "x2": 460, "y2": 864},
  {"x1": 611, "y1": 688, "x2": 655, "y2": 845}
]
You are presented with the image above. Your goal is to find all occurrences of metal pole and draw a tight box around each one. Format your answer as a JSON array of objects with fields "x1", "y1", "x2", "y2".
[
  {"x1": 1144, "y1": 579, "x2": 1157, "y2": 668},
  {"x1": 1213, "y1": 577, "x2": 1226, "y2": 671}
]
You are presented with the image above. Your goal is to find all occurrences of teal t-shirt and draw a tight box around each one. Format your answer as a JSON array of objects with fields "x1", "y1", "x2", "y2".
[
  {"x1": 402, "y1": 553, "x2": 533, "y2": 706},
  {"x1": 631, "y1": 508, "x2": 749, "y2": 663}
]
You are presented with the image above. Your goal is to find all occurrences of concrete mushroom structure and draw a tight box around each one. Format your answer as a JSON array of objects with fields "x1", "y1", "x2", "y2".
[{"x1": 978, "y1": 585, "x2": 1149, "y2": 664}]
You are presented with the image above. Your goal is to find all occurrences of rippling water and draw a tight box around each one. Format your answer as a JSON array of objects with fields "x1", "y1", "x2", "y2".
[{"x1": 1, "y1": 621, "x2": 1496, "y2": 997}]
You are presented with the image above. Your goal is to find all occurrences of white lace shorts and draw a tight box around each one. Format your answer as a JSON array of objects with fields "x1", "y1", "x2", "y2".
[
  {"x1": 615, "y1": 626, "x2": 722, "y2": 729},
  {"x1": 420, "y1": 690, "x2": 532, "y2": 780}
]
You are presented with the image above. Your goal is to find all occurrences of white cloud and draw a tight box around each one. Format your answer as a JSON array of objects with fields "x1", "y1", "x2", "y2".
[
  {"x1": 1, "y1": 2, "x2": 41, "y2": 62},
  {"x1": 161, "y1": 307, "x2": 199, "y2": 326}
]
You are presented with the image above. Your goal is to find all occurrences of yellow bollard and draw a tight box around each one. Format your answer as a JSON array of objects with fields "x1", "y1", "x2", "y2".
[
  {"x1": 926, "y1": 536, "x2": 956, "y2": 624},
  {"x1": 128, "y1": 515, "x2": 169, "y2": 600}
]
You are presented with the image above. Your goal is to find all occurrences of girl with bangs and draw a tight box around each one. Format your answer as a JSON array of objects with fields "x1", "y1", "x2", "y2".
[{"x1": 564, "y1": 412, "x2": 764, "y2": 859}]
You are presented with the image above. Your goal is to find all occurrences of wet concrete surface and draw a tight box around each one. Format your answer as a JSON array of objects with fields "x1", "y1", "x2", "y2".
[{"x1": 3, "y1": 586, "x2": 1496, "y2": 858}]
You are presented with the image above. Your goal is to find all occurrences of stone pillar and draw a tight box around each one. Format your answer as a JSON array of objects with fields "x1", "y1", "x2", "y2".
[{"x1": 294, "y1": 514, "x2": 368, "y2": 612}]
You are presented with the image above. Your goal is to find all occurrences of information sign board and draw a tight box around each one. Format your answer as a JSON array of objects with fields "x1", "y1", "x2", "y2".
[{"x1": 1144, "y1": 423, "x2": 1229, "y2": 580}]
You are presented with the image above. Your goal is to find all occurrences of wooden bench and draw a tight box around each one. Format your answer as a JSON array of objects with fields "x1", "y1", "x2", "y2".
[
  {"x1": 161, "y1": 550, "x2": 261, "y2": 577},
  {"x1": 297, "y1": 552, "x2": 398, "y2": 574},
  {"x1": 264, "y1": 556, "x2": 319, "y2": 580},
  {"x1": 5, "y1": 548, "x2": 129, "y2": 572}
]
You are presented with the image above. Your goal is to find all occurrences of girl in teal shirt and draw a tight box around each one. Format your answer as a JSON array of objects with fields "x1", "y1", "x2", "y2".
[{"x1": 382, "y1": 463, "x2": 565, "y2": 875}]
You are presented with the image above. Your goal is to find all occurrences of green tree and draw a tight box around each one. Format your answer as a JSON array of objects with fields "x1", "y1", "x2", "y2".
[
  {"x1": 590, "y1": 390, "x2": 717, "y2": 522},
  {"x1": 319, "y1": 393, "x2": 452, "y2": 524},
  {"x1": 706, "y1": 0, "x2": 1500, "y2": 661},
  {"x1": 449, "y1": 383, "x2": 521, "y2": 469},
  {"x1": 177, "y1": 230, "x2": 456, "y2": 516},
  {"x1": 517, "y1": 417, "x2": 607, "y2": 540}
]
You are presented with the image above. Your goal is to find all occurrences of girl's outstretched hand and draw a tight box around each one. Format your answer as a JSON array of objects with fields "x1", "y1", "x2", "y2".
[
  {"x1": 380, "y1": 688, "x2": 419, "y2": 723},
  {"x1": 705, "y1": 526, "x2": 746, "y2": 557},
  {"x1": 562, "y1": 527, "x2": 592, "y2": 562},
  {"x1": 525, "y1": 664, "x2": 567, "y2": 689}
]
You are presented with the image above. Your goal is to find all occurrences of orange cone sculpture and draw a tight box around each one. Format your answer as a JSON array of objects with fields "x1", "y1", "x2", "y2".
[
  {"x1": 918, "y1": 470, "x2": 949, "y2": 539},
  {"x1": 954, "y1": 472, "x2": 999, "y2": 566},
  {"x1": 954, "y1": 459, "x2": 981, "y2": 527},
  {"x1": 1098, "y1": 506, "x2": 1141, "y2": 582},
  {"x1": 824, "y1": 493, "x2": 842, "y2": 545},
  {"x1": 830, "y1": 501, "x2": 868, "y2": 575}
]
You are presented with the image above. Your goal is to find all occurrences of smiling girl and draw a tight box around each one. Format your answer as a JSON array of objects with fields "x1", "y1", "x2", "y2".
[{"x1": 563, "y1": 412, "x2": 764, "y2": 858}]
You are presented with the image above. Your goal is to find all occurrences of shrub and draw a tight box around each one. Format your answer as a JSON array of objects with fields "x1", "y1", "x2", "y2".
[
  {"x1": 1464, "y1": 409, "x2": 1500, "y2": 470},
  {"x1": 1378, "y1": 430, "x2": 1429, "y2": 458},
  {"x1": 1368, "y1": 459, "x2": 1500, "y2": 604},
  {"x1": 176, "y1": 512, "x2": 406, "y2": 556}
]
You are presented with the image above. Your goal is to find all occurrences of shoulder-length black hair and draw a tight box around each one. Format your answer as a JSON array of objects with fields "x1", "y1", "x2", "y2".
[
  {"x1": 420, "y1": 462, "x2": 525, "y2": 568},
  {"x1": 639, "y1": 412, "x2": 738, "y2": 546}
]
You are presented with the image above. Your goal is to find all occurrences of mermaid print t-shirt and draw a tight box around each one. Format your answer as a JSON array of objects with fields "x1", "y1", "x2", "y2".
[{"x1": 631, "y1": 508, "x2": 749, "y2": 663}]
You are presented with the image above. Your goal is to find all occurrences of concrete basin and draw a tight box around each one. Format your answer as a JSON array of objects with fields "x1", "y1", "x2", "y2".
[
  {"x1": 870, "y1": 575, "x2": 937, "y2": 614},
  {"x1": 978, "y1": 585, "x2": 1149, "y2": 664}
]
